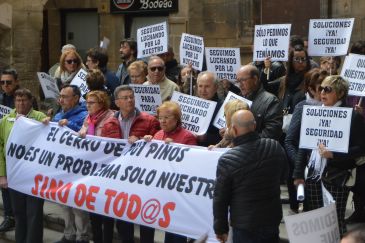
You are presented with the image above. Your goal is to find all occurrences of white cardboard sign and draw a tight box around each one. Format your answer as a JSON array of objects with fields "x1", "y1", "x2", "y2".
[
  {"x1": 299, "y1": 106, "x2": 352, "y2": 153},
  {"x1": 213, "y1": 91, "x2": 252, "y2": 129},
  {"x1": 340, "y1": 53, "x2": 365, "y2": 97},
  {"x1": 37, "y1": 72, "x2": 59, "y2": 100},
  {"x1": 205, "y1": 48, "x2": 241, "y2": 81},
  {"x1": 284, "y1": 203, "x2": 340, "y2": 243},
  {"x1": 130, "y1": 84, "x2": 162, "y2": 115},
  {"x1": 0, "y1": 104, "x2": 11, "y2": 119},
  {"x1": 308, "y1": 18, "x2": 354, "y2": 56},
  {"x1": 171, "y1": 91, "x2": 217, "y2": 135},
  {"x1": 179, "y1": 33, "x2": 204, "y2": 71},
  {"x1": 70, "y1": 69, "x2": 89, "y2": 101},
  {"x1": 253, "y1": 24, "x2": 291, "y2": 61},
  {"x1": 137, "y1": 22, "x2": 168, "y2": 58}
]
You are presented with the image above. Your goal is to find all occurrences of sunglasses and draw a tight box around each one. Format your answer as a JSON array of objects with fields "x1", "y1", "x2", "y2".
[
  {"x1": 65, "y1": 59, "x2": 79, "y2": 64},
  {"x1": 150, "y1": 66, "x2": 164, "y2": 72},
  {"x1": 293, "y1": 57, "x2": 307, "y2": 63},
  {"x1": 0, "y1": 80, "x2": 12, "y2": 85},
  {"x1": 319, "y1": 86, "x2": 334, "y2": 93}
]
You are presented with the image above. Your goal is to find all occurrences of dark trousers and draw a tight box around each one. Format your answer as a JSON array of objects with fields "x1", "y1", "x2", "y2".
[
  {"x1": 116, "y1": 220, "x2": 155, "y2": 243},
  {"x1": 90, "y1": 213, "x2": 115, "y2": 243},
  {"x1": 232, "y1": 226, "x2": 279, "y2": 243},
  {"x1": 9, "y1": 189, "x2": 44, "y2": 243},
  {"x1": 164, "y1": 232, "x2": 187, "y2": 243},
  {"x1": 1, "y1": 187, "x2": 13, "y2": 217},
  {"x1": 351, "y1": 164, "x2": 365, "y2": 212}
]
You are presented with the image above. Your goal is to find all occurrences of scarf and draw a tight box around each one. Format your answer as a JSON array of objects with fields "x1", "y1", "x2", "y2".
[
  {"x1": 60, "y1": 71, "x2": 77, "y2": 85},
  {"x1": 86, "y1": 109, "x2": 106, "y2": 135}
]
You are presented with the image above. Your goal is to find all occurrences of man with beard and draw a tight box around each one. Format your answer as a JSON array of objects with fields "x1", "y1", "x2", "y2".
[{"x1": 116, "y1": 38, "x2": 138, "y2": 86}]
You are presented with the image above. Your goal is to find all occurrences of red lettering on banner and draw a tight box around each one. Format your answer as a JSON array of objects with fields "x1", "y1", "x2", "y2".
[
  {"x1": 74, "y1": 184, "x2": 87, "y2": 207},
  {"x1": 74, "y1": 183, "x2": 99, "y2": 211},
  {"x1": 31, "y1": 174, "x2": 72, "y2": 204},
  {"x1": 158, "y1": 202, "x2": 176, "y2": 228},
  {"x1": 86, "y1": 186, "x2": 100, "y2": 210},
  {"x1": 113, "y1": 192, "x2": 129, "y2": 217},
  {"x1": 127, "y1": 195, "x2": 141, "y2": 220},
  {"x1": 104, "y1": 189, "x2": 117, "y2": 214}
]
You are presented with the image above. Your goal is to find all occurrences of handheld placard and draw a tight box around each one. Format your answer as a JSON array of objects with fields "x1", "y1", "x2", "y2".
[{"x1": 297, "y1": 184, "x2": 305, "y2": 201}]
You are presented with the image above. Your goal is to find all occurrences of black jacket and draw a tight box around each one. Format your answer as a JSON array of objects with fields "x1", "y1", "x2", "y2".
[
  {"x1": 213, "y1": 132, "x2": 287, "y2": 234},
  {"x1": 246, "y1": 86, "x2": 283, "y2": 140}
]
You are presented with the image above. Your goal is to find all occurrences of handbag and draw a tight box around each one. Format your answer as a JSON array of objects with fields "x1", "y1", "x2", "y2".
[{"x1": 321, "y1": 166, "x2": 352, "y2": 188}]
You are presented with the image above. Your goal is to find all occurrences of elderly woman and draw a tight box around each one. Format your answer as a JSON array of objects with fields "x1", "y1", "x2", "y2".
[
  {"x1": 293, "y1": 75, "x2": 365, "y2": 236},
  {"x1": 284, "y1": 68, "x2": 329, "y2": 215},
  {"x1": 54, "y1": 50, "x2": 85, "y2": 87},
  {"x1": 210, "y1": 99, "x2": 249, "y2": 149},
  {"x1": 79, "y1": 90, "x2": 118, "y2": 243},
  {"x1": 127, "y1": 60, "x2": 148, "y2": 84},
  {"x1": 144, "y1": 101, "x2": 196, "y2": 243}
]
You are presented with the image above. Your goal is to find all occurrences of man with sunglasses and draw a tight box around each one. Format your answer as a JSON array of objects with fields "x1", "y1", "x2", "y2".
[{"x1": 144, "y1": 56, "x2": 179, "y2": 102}]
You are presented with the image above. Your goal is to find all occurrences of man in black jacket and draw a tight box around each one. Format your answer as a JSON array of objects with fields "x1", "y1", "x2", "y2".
[
  {"x1": 213, "y1": 110, "x2": 287, "y2": 243},
  {"x1": 236, "y1": 64, "x2": 282, "y2": 140}
]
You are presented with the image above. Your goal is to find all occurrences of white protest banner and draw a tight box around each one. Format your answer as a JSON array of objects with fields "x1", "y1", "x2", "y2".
[
  {"x1": 171, "y1": 91, "x2": 217, "y2": 135},
  {"x1": 130, "y1": 84, "x2": 162, "y2": 115},
  {"x1": 0, "y1": 105, "x2": 11, "y2": 119},
  {"x1": 70, "y1": 68, "x2": 89, "y2": 101},
  {"x1": 340, "y1": 53, "x2": 365, "y2": 96},
  {"x1": 213, "y1": 91, "x2": 252, "y2": 129},
  {"x1": 37, "y1": 72, "x2": 59, "y2": 100},
  {"x1": 179, "y1": 33, "x2": 204, "y2": 71},
  {"x1": 308, "y1": 18, "x2": 354, "y2": 56},
  {"x1": 137, "y1": 22, "x2": 168, "y2": 58},
  {"x1": 205, "y1": 48, "x2": 241, "y2": 81},
  {"x1": 299, "y1": 106, "x2": 352, "y2": 153},
  {"x1": 253, "y1": 24, "x2": 291, "y2": 61},
  {"x1": 7, "y1": 117, "x2": 223, "y2": 242},
  {"x1": 284, "y1": 203, "x2": 340, "y2": 243}
]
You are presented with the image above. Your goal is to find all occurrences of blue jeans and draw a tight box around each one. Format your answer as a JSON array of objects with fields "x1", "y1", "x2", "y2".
[{"x1": 233, "y1": 226, "x2": 279, "y2": 243}]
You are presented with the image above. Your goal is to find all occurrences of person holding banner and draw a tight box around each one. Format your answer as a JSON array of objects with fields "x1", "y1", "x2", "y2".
[
  {"x1": 144, "y1": 101, "x2": 197, "y2": 243},
  {"x1": 294, "y1": 75, "x2": 365, "y2": 236},
  {"x1": 0, "y1": 88, "x2": 47, "y2": 243},
  {"x1": 285, "y1": 68, "x2": 329, "y2": 215},
  {"x1": 214, "y1": 110, "x2": 287, "y2": 243},
  {"x1": 235, "y1": 64, "x2": 283, "y2": 140},
  {"x1": 54, "y1": 50, "x2": 85, "y2": 88},
  {"x1": 116, "y1": 38, "x2": 138, "y2": 86},
  {"x1": 103, "y1": 85, "x2": 160, "y2": 243},
  {"x1": 144, "y1": 56, "x2": 179, "y2": 102},
  {"x1": 127, "y1": 60, "x2": 148, "y2": 85}
]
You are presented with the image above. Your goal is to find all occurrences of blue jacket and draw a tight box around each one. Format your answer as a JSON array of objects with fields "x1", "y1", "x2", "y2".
[{"x1": 53, "y1": 104, "x2": 87, "y2": 132}]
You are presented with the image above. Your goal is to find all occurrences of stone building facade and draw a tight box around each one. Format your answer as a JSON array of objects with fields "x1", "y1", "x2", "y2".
[{"x1": 0, "y1": 0, "x2": 364, "y2": 100}]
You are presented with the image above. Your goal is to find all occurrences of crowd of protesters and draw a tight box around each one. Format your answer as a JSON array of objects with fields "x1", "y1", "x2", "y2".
[{"x1": 0, "y1": 35, "x2": 364, "y2": 243}]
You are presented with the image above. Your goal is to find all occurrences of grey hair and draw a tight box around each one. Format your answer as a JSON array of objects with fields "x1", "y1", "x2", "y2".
[
  {"x1": 197, "y1": 71, "x2": 219, "y2": 86},
  {"x1": 148, "y1": 56, "x2": 165, "y2": 66},
  {"x1": 61, "y1": 44, "x2": 76, "y2": 53}
]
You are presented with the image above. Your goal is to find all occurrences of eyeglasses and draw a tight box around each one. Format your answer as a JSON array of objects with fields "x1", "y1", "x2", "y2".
[
  {"x1": 65, "y1": 59, "x2": 79, "y2": 64},
  {"x1": 149, "y1": 66, "x2": 164, "y2": 72},
  {"x1": 86, "y1": 101, "x2": 100, "y2": 106},
  {"x1": 319, "y1": 86, "x2": 334, "y2": 94},
  {"x1": 235, "y1": 76, "x2": 251, "y2": 84},
  {"x1": 0, "y1": 80, "x2": 12, "y2": 85},
  {"x1": 116, "y1": 96, "x2": 134, "y2": 100},
  {"x1": 158, "y1": 116, "x2": 175, "y2": 121},
  {"x1": 293, "y1": 57, "x2": 307, "y2": 63}
]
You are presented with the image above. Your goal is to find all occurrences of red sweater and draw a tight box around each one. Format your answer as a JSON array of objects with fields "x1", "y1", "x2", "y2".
[{"x1": 153, "y1": 126, "x2": 197, "y2": 145}]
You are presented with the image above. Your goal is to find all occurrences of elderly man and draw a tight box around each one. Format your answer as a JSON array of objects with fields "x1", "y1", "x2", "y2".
[
  {"x1": 236, "y1": 64, "x2": 282, "y2": 140},
  {"x1": 0, "y1": 88, "x2": 47, "y2": 243},
  {"x1": 213, "y1": 110, "x2": 287, "y2": 243},
  {"x1": 44, "y1": 85, "x2": 89, "y2": 243},
  {"x1": 102, "y1": 85, "x2": 160, "y2": 243},
  {"x1": 116, "y1": 38, "x2": 138, "y2": 86},
  {"x1": 195, "y1": 71, "x2": 222, "y2": 146},
  {"x1": 144, "y1": 56, "x2": 179, "y2": 102}
]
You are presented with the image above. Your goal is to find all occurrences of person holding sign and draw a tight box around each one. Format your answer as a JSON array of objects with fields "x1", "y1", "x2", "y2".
[
  {"x1": 0, "y1": 89, "x2": 47, "y2": 243},
  {"x1": 144, "y1": 56, "x2": 179, "y2": 102},
  {"x1": 195, "y1": 71, "x2": 223, "y2": 146},
  {"x1": 236, "y1": 65, "x2": 282, "y2": 140},
  {"x1": 294, "y1": 75, "x2": 365, "y2": 236},
  {"x1": 102, "y1": 85, "x2": 160, "y2": 243},
  {"x1": 285, "y1": 68, "x2": 329, "y2": 214},
  {"x1": 214, "y1": 110, "x2": 287, "y2": 243},
  {"x1": 54, "y1": 50, "x2": 85, "y2": 88}
]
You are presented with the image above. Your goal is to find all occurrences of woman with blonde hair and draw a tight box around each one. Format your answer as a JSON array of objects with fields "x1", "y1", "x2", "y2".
[
  {"x1": 127, "y1": 60, "x2": 148, "y2": 84},
  {"x1": 54, "y1": 50, "x2": 85, "y2": 87}
]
